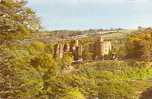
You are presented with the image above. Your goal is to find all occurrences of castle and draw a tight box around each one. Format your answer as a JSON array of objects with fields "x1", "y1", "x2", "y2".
[{"x1": 54, "y1": 35, "x2": 112, "y2": 62}]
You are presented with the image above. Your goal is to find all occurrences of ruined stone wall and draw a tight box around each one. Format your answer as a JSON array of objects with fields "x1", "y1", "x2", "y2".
[
  {"x1": 53, "y1": 36, "x2": 112, "y2": 61},
  {"x1": 54, "y1": 40, "x2": 82, "y2": 60}
]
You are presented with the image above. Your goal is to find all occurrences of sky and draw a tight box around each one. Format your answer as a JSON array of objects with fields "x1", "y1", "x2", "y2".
[{"x1": 27, "y1": 0, "x2": 152, "y2": 30}]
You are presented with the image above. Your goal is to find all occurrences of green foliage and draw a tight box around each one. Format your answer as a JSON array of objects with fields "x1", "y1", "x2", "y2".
[
  {"x1": 82, "y1": 44, "x2": 93, "y2": 61},
  {"x1": 126, "y1": 28, "x2": 152, "y2": 61},
  {"x1": 1, "y1": 41, "x2": 152, "y2": 99},
  {"x1": 0, "y1": 0, "x2": 40, "y2": 42},
  {"x1": 1, "y1": 5, "x2": 152, "y2": 98},
  {"x1": 75, "y1": 61, "x2": 152, "y2": 98},
  {"x1": 0, "y1": 41, "x2": 59, "y2": 98},
  {"x1": 98, "y1": 81, "x2": 136, "y2": 99},
  {"x1": 111, "y1": 40, "x2": 127, "y2": 59},
  {"x1": 61, "y1": 88, "x2": 86, "y2": 99},
  {"x1": 30, "y1": 53, "x2": 57, "y2": 75},
  {"x1": 0, "y1": 45, "x2": 43, "y2": 98},
  {"x1": 62, "y1": 52, "x2": 74, "y2": 66},
  {"x1": 30, "y1": 40, "x2": 46, "y2": 51}
]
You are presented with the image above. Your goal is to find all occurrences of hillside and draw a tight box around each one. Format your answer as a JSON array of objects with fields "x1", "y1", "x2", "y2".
[{"x1": 29, "y1": 29, "x2": 135, "y2": 43}]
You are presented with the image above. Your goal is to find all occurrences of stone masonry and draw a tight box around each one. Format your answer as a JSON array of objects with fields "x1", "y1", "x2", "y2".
[{"x1": 54, "y1": 35, "x2": 112, "y2": 61}]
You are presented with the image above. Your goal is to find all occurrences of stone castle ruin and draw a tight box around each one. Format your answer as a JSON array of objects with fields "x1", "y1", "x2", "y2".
[
  {"x1": 54, "y1": 35, "x2": 112, "y2": 62},
  {"x1": 93, "y1": 36, "x2": 112, "y2": 60}
]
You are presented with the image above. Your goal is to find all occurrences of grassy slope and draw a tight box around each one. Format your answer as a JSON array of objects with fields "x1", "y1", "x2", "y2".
[{"x1": 72, "y1": 60, "x2": 152, "y2": 98}]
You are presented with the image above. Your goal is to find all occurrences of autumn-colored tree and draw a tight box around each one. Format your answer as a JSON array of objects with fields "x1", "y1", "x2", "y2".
[{"x1": 126, "y1": 28, "x2": 152, "y2": 61}]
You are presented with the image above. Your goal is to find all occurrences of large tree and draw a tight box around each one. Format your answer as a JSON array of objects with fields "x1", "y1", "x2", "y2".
[
  {"x1": 126, "y1": 28, "x2": 152, "y2": 61},
  {"x1": 0, "y1": 0, "x2": 40, "y2": 42}
]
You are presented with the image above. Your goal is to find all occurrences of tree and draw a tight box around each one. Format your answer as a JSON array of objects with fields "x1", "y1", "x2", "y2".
[
  {"x1": 82, "y1": 44, "x2": 93, "y2": 61},
  {"x1": 140, "y1": 87, "x2": 152, "y2": 99},
  {"x1": 62, "y1": 52, "x2": 73, "y2": 67},
  {"x1": 0, "y1": 45, "x2": 43, "y2": 98},
  {"x1": 126, "y1": 28, "x2": 152, "y2": 61},
  {"x1": 0, "y1": 48, "x2": 23, "y2": 98},
  {"x1": 61, "y1": 88, "x2": 86, "y2": 99},
  {"x1": 0, "y1": 0, "x2": 40, "y2": 43}
]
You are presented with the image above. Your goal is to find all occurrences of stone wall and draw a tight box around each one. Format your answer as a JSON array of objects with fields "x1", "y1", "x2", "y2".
[{"x1": 53, "y1": 36, "x2": 112, "y2": 61}]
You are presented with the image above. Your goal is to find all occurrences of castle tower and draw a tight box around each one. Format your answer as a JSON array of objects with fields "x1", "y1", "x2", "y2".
[
  {"x1": 54, "y1": 42, "x2": 64, "y2": 58},
  {"x1": 54, "y1": 43, "x2": 60, "y2": 58},
  {"x1": 59, "y1": 43, "x2": 64, "y2": 58},
  {"x1": 72, "y1": 40, "x2": 79, "y2": 61},
  {"x1": 69, "y1": 39, "x2": 83, "y2": 61},
  {"x1": 75, "y1": 39, "x2": 79, "y2": 47},
  {"x1": 98, "y1": 36, "x2": 104, "y2": 42},
  {"x1": 93, "y1": 36, "x2": 104, "y2": 60},
  {"x1": 103, "y1": 41, "x2": 112, "y2": 55},
  {"x1": 64, "y1": 43, "x2": 70, "y2": 52}
]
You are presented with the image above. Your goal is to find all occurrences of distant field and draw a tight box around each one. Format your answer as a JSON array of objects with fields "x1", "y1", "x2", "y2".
[{"x1": 101, "y1": 29, "x2": 135, "y2": 40}]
